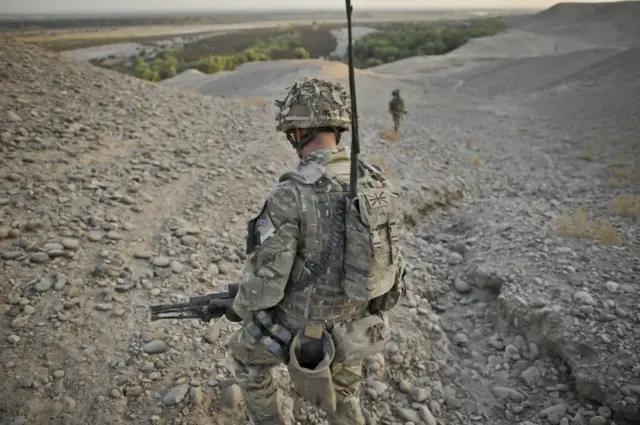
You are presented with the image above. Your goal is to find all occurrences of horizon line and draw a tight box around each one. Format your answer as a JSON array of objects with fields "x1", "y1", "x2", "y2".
[{"x1": 0, "y1": 7, "x2": 541, "y2": 17}]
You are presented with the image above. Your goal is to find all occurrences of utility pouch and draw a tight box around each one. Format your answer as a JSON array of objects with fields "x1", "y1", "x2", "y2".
[
  {"x1": 331, "y1": 314, "x2": 390, "y2": 364},
  {"x1": 287, "y1": 327, "x2": 337, "y2": 413},
  {"x1": 369, "y1": 260, "x2": 407, "y2": 313},
  {"x1": 342, "y1": 188, "x2": 399, "y2": 302},
  {"x1": 245, "y1": 202, "x2": 267, "y2": 254}
]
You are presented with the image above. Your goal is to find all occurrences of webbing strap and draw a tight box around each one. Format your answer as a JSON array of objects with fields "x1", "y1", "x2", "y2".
[{"x1": 290, "y1": 196, "x2": 346, "y2": 291}]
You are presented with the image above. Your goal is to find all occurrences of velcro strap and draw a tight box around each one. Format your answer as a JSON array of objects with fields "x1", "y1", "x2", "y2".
[
  {"x1": 244, "y1": 320, "x2": 264, "y2": 343},
  {"x1": 372, "y1": 231, "x2": 382, "y2": 251},
  {"x1": 269, "y1": 324, "x2": 293, "y2": 346},
  {"x1": 255, "y1": 310, "x2": 274, "y2": 328},
  {"x1": 260, "y1": 335, "x2": 288, "y2": 361},
  {"x1": 388, "y1": 220, "x2": 399, "y2": 243}
]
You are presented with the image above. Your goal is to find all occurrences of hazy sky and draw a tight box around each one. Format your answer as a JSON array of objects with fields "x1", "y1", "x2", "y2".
[{"x1": 0, "y1": 0, "x2": 623, "y2": 14}]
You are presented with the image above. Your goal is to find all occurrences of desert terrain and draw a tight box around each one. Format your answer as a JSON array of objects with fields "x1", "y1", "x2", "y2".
[{"x1": 1, "y1": 2, "x2": 639, "y2": 425}]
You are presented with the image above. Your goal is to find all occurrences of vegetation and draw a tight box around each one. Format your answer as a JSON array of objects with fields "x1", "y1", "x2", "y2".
[
  {"x1": 128, "y1": 30, "x2": 328, "y2": 82},
  {"x1": 611, "y1": 195, "x2": 640, "y2": 217},
  {"x1": 174, "y1": 25, "x2": 338, "y2": 63},
  {"x1": 121, "y1": 18, "x2": 506, "y2": 82},
  {"x1": 353, "y1": 19, "x2": 505, "y2": 67},
  {"x1": 555, "y1": 209, "x2": 621, "y2": 245},
  {"x1": 18, "y1": 17, "x2": 505, "y2": 82}
]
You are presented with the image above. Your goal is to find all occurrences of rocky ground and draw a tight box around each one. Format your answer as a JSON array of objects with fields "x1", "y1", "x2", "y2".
[{"x1": 1, "y1": 2, "x2": 639, "y2": 425}]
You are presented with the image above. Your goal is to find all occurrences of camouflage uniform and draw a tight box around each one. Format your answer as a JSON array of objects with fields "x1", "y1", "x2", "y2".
[
  {"x1": 228, "y1": 78, "x2": 406, "y2": 425},
  {"x1": 388, "y1": 89, "x2": 406, "y2": 132}
]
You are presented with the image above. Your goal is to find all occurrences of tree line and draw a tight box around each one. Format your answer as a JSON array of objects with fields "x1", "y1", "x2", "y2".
[
  {"x1": 133, "y1": 33, "x2": 311, "y2": 82},
  {"x1": 130, "y1": 19, "x2": 505, "y2": 82},
  {"x1": 352, "y1": 19, "x2": 506, "y2": 67}
]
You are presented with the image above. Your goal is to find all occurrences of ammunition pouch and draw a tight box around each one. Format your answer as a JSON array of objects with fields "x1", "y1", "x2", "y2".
[
  {"x1": 287, "y1": 326, "x2": 337, "y2": 413},
  {"x1": 242, "y1": 310, "x2": 293, "y2": 363},
  {"x1": 331, "y1": 314, "x2": 390, "y2": 364}
]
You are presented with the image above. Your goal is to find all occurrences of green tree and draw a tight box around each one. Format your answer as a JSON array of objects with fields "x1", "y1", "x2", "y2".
[
  {"x1": 353, "y1": 19, "x2": 505, "y2": 68},
  {"x1": 365, "y1": 58, "x2": 383, "y2": 67},
  {"x1": 134, "y1": 58, "x2": 155, "y2": 81},
  {"x1": 292, "y1": 47, "x2": 311, "y2": 59}
]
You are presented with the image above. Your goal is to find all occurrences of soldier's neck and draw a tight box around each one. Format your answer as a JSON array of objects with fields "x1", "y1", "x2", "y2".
[{"x1": 299, "y1": 136, "x2": 337, "y2": 159}]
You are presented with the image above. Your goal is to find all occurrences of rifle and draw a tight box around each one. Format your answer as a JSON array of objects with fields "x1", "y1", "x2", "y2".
[
  {"x1": 149, "y1": 284, "x2": 293, "y2": 361},
  {"x1": 149, "y1": 283, "x2": 241, "y2": 322}
]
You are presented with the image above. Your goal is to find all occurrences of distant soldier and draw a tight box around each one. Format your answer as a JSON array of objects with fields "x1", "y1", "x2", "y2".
[{"x1": 388, "y1": 89, "x2": 407, "y2": 133}]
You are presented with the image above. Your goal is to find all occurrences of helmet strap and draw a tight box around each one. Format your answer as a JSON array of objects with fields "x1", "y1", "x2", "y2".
[
  {"x1": 294, "y1": 127, "x2": 344, "y2": 151},
  {"x1": 296, "y1": 128, "x2": 319, "y2": 151}
]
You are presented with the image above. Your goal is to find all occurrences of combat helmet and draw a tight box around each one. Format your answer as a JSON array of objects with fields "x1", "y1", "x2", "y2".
[
  {"x1": 275, "y1": 77, "x2": 351, "y2": 149},
  {"x1": 391, "y1": 89, "x2": 400, "y2": 96}
]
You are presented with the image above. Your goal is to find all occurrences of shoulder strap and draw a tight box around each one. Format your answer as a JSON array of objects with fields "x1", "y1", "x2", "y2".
[{"x1": 279, "y1": 161, "x2": 325, "y2": 185}]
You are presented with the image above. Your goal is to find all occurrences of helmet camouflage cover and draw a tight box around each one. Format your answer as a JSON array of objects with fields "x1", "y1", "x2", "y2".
[{"x1": 274, "y1": 77, "x2": 352, "y2": 133}]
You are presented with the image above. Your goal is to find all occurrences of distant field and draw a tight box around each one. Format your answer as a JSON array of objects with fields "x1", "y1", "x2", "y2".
[
  {"x1": 17, "y1": 32, "x2": 213, "y2": 52},
  {"x1": 0, "y1": 9, "x2": 529, "y2": 31},
  {"x1": 7, "y1": 10, "x2": 527, "y2": 53},
  {"x1": 19, "y1": 23, "x2": 347, "y2": 54},
  {"x1": 0, "y1": 11, "x2": 338, "y2": 31}
]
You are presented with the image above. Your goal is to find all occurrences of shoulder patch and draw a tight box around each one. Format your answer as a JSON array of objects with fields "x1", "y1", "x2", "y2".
[
  {"x1": 255, "y1": 209, "x2": 276, "y2": 245},
  {"x1": 279, "y1": 161, "x2": 325, "y2": 185}
]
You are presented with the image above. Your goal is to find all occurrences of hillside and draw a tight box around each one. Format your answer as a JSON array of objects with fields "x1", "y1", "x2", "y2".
[
  {"x1": 515, "y1": 1, "x2": 640, "y2": 36},
  {"x1": 1, "y1": 2, "x2": 640, "y2": 425}
]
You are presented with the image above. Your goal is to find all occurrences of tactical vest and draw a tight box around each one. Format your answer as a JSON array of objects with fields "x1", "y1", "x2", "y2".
[
  {"x1": 390, "y1": 97, "x2": 404, "y2": 114},
  {"x1": 274, "y1": 158, "x2": 400, "y2": 330}
]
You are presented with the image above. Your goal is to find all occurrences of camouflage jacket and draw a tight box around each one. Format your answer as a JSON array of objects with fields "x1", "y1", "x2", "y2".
[
  {"x1": 233, "y1": 146, "x2": 405, "y2": 326},
  {"x1": 389, "y1": 96, "x2": 405, "y2": 115}
]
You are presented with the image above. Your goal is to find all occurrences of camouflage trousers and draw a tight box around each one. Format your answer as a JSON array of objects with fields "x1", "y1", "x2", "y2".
[
  {"x1": 228, "y1": 327, "x2": 366, "y2": 425},
  {"x1": 391, "y1": 113, "x2": 402, "y2": 132}
]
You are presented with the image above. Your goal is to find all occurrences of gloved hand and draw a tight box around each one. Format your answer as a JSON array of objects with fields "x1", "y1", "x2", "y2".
[
  {"x1": 205, "y1": 298, "x2": 233, "y2": 321},
  {"x1": 224, "y1": 309, "x2": 243, "y2": 322},
  {"x1": 203, "y1": 306, "x2": 225, "y2": 322}
]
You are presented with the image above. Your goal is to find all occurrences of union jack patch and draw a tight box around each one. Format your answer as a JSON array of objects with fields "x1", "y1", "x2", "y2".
[{"x1": 364, "y1": 191, "x2": 389, "y2": 208}]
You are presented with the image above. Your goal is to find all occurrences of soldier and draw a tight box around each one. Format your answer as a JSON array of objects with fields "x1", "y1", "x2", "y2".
[
  {"x1": 228, "y1": 77, "x2": 406, "y2": 425},
  {"x1": 388, "y1": 89, "x2": 407, "y2": 133}
]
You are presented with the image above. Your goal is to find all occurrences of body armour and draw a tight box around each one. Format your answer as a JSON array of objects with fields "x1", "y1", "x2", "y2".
[{"x1": 274, "y1": 147, "x2": 400, "y2": 329}]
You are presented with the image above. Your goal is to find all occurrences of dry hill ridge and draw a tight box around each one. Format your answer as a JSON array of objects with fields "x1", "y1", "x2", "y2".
[
  {"x1": 515, "y1": 1, "x2": 640, "y2": 35},
  {"x1": 1, "y1": 2, "x2": 640, "y2": 425},
  {"x1": 162, "y1": 59, "x2": 383, "y2": 100}
]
